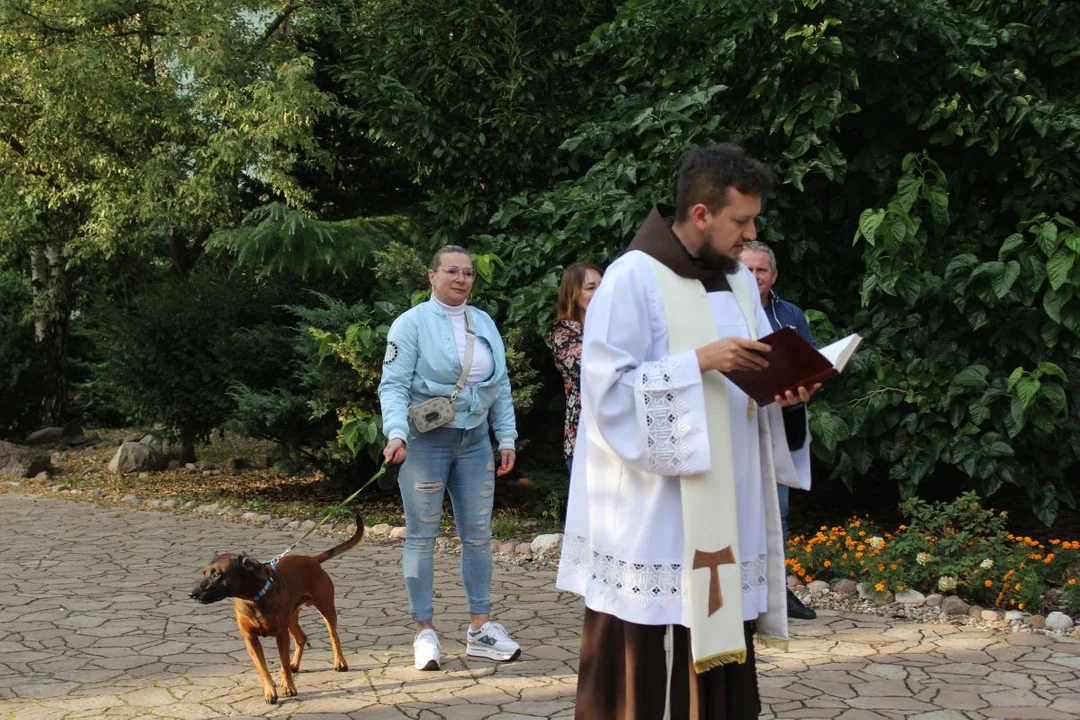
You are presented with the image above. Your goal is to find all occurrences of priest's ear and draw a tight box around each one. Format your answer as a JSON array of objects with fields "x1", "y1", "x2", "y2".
[{"x1": 689, "y1": 202, "x2": 714, "y2": 229}]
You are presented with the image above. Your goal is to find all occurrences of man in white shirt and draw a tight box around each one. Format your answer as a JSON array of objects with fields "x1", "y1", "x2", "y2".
[{"x1": 556, "y1": 144, "x2": 816, "y2": 719}]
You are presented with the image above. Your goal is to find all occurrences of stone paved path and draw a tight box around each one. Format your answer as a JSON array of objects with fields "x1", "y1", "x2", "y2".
[{"x1": 1, "y1": 494, "x2": 1077, "y2": 720}]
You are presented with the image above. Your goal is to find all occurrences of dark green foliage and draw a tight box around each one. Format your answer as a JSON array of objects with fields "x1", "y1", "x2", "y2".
[
  {"x1": 460, "y1": 0, "x2": 1080, "y2": 524},
  {"x1": 0, "y1": 269, "x2": 44, "y2": 438},
  {"x1": 87, "y1": 268, "x2": 293, "y2": 459}
]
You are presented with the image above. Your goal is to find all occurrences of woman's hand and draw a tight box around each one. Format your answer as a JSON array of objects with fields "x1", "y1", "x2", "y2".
[
  {"x1": 383, "y1": 439, "x2": 407, "y2": 464},
  {"x1": 496, "y1": 449, "x2": 516, "y2": 477}
]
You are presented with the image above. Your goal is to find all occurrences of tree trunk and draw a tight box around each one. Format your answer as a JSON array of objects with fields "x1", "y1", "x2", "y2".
[
  {"x1": 30, "y1": 243, "x2": 72, "y2": 426},
  {"x1": 168, "y1": 228, "x2": 208, "y2": 278},
  {"x1": 179, "y1": 429, "x2": 197, "y2": 464}
]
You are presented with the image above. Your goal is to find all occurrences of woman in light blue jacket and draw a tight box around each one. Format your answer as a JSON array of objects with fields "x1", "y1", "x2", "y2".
[{"x1": 378, "y1": 245, "x2": 519, "y2": 672}]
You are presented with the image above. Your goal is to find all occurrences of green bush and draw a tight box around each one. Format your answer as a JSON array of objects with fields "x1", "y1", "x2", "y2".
[
  {"x1": 86, "y1": 267, "x2": 292, "y2": 460},
  {"x1": 788, "y1": 493, "x2": 1080, "y2": 613},
  {"x1": 229, "y1": 292, "x2": 396, "y2": 485}
]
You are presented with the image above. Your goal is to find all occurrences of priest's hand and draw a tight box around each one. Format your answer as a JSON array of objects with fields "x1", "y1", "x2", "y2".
[
  {"x1": 696, "y1": 336, "x2": 771, "y2": 373},
  {"x1": 775, "y1": 384, "x2": 820, "y2": 407}
]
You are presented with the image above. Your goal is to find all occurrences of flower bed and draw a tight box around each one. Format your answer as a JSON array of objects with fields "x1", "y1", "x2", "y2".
[{"x1": 786, "y1": 492, "x2": 1080, "y2": 614}]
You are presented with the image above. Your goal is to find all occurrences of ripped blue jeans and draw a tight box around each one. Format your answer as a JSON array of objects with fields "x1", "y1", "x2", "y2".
[{"x1": 398, "y1": 421, "x2": 496, "y2": 623}]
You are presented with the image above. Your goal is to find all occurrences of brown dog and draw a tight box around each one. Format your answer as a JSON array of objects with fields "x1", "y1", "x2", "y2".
[{"x1": 190, "y1": 516, "x2": 363, "y2": 704}]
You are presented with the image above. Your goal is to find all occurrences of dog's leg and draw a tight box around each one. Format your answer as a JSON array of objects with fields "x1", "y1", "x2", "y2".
[
  {"x1": 241, "y1": 633, "x2": 278, "y2": 704},
  {"x1": 288, "y1": 609, "x2": 307, "y2": 672},
  {"x1": 313, "y1": 595, "x2": 348, "y2": 672},
  {"x1": 276, "y1": 631, "x2": 298, "y2": 697}
]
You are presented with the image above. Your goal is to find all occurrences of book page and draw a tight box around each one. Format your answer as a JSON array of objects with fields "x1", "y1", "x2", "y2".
[{"x1": 818, "y1": 334, "x2": 863, "y2": 372}]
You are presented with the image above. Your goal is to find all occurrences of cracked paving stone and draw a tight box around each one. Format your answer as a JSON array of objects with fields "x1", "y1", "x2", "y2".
[{"x1": 1, "y1": 493, "x2": 1077, "y2": 720}]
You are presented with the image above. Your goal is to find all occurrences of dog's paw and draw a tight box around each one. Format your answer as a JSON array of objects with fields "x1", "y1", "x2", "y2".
[
  {"x1": 289, "y1": 663, "x2": 300, "y2": 673},
  {"x1": 263, "y1": 690, "x2": 278, "y2": 705},
  {"x1": 335, "y1": 662, "x2": 348, "y2": 672},
  {"x1": 282, "y1": 683, "x2": 298, "y2": 698}
]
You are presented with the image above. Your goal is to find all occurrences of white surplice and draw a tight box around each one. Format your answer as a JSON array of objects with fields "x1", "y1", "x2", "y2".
[{"x1": 556, "y1": 250, "x2": 809, "y2": 628}]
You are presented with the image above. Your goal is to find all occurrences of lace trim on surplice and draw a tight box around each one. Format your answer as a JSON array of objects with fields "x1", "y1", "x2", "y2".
[
  {"x1": 562, "y1": 533, "x2": 768, "y2": 611},
  {"x1": 640, "y1": 357, "x2": 694, "y2": 475}
]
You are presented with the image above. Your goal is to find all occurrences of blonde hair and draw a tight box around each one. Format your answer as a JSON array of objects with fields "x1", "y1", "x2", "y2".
[{"x1": 557, "y1": 263, "x2": 603, "y2": 324}]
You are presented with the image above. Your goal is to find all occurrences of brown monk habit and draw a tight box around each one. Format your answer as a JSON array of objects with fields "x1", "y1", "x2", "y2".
[
  {"x1": 574, "y1": 206, "x2": 762, "y2": 720},
  {"x1": 626, "y1": 206, "x2": 731, "y2": 293}
]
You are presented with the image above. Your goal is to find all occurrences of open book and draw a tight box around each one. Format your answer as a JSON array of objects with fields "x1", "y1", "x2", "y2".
[{"x1": 722, "y1": 327, "x2": 862, "y2": 406}]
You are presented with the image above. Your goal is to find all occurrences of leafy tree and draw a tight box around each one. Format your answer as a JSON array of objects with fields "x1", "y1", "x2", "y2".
[
  {"x1": 0, "y1": 0, "x2": 335, "y2": 424},
  {"x1": 465, "y1": 0, "x2": 1080, "y2": 523},
  {"x1": 87, "y1": 267, "x2": 293, "y2": 461}
]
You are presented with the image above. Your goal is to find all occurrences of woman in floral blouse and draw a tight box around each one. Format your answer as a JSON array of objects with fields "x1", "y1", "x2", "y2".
[{"x1": 548, "y1": 263, "x2": 603, "y2": 474}]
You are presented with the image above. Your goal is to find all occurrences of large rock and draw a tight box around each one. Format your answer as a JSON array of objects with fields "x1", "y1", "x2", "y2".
[
  {"x1": 531, "y1": 533, "x2": 563, "y2": 556},
  {"x1": 0, "y1": 441, "x2": 52, "y2": 478},
  {"x1": 1046, "y1": 612, "x2": 1075, "y2": 633},
  {"x1": 832, "y1": 579, "x2": 859, "y2": 598},
  {"x1": 107, "y1": 442, "x2": 166, "y2": 474},
  {"x1": 137, "y1": 434, "x2": 186, "y2": 462},
  {"x1": 23, "y1": 427, "x2": 65, "y2": 445},
  {"x1": 59, "y1": 435, "x2": 98, "y2": 449},
  {"x1": 941, "y1": 596, "x2": 970, "y2": 616},
  {"x1": 896, "y1": 589, "x2": 927, "y2": 606},
  {"x1": 872, "y1": 590, "x2": 895, "y2": 606},
  {"x1": 807, "y1": 580, "x2": 831, "y2": 597}
]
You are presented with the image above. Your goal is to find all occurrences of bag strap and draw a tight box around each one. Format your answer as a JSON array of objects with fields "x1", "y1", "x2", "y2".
[{"x1": 450, "y1": 309, "x2": 476, "y2": 400}]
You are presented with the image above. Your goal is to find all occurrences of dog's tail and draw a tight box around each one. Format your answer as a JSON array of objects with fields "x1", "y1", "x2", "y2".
[{"x1": 313, "y1": 513, "x2": 365, "y2": 564}]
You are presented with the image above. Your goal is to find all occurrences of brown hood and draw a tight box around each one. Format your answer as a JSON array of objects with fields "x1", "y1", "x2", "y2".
[{"x1": 626, "y1": 206, "x2": 732, "y2": 292}]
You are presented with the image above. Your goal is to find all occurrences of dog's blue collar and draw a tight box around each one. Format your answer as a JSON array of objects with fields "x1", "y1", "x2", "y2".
[{"x1": 251, "y1": 559, "x2": 277, "y2": 602}]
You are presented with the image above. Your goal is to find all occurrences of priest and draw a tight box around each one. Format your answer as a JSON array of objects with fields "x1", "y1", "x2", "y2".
[{"x1": 556, "y1": 143, "x2": 817, "y2": 719}]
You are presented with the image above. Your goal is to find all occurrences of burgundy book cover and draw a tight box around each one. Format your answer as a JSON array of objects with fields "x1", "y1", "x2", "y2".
[{"x1": 721, "y1": 327, "x2": 837, "y2": 406}]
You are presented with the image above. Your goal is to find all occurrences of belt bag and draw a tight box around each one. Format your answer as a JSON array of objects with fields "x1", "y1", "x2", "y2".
[{"x1": 408, "y1": 308, "x2": 475, "y2": 433}]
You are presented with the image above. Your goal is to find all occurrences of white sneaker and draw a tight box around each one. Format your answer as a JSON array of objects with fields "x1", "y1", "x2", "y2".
[
  {"x1": 466, "y1": 621, "x2": 521, "y2": 662},
  {"x1": 413, "y1": 628, "x2": 441, "y2": 671}
]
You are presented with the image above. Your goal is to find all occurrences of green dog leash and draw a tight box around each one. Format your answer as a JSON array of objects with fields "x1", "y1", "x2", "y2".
[{"x1": 268, "y1": 460, "x2": 388, "y2": 563}]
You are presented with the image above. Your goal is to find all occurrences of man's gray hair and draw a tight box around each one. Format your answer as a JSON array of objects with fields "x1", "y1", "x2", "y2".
[{"x1": 741, "y1": 240, "x2": 776, "y2": 272}]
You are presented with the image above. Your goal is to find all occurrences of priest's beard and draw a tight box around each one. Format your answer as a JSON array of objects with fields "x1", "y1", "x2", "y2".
[{"x1": 699, "y1": 245, "x2": 740, "y2": 275}]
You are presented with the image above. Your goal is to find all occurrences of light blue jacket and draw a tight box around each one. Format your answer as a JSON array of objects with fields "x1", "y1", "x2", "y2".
[{"x1": 378, "y1": 297, "x2": 517, "y2": 450}]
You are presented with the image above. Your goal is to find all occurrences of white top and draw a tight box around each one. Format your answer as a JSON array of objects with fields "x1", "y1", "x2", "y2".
[
  {"x1": 433, "y1": 297, "x2": 495, "y2": 383},
  {"x1": 557, "y1": 251, "x2": 781, "y2": 625}
]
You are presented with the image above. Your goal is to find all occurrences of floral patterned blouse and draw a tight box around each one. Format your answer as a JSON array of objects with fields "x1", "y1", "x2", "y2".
[{"x1": 548, "y1": 319, "x2": 584, "y2": 460}]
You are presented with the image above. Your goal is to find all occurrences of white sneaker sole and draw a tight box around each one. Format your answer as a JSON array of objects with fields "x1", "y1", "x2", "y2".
[
  {"x1": 466, "y1": 644, "x2": 521, "y2": 662},
  {"x1": 414, "y1": 658, "x2": 440, "y2": 671}
]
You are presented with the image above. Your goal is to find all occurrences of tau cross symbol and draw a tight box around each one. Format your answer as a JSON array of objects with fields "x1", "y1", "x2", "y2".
[{"x1": 692, "y1": 546, "x2": 737, "y2": 616}]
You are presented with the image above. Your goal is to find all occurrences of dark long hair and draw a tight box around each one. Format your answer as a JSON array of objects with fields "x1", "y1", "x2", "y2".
[{"x1": 557, "y1": 263, "x2": 603, "y2": 324}]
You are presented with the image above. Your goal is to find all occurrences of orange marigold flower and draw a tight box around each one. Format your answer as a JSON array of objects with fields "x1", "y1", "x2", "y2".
[
  {"x1": 855, "y1": 552, "x2": 864, "y2": 559},
  {"x1": 875, "y1": 582, "x2": 885, "y2": 592},
  {"x1": 984, "y1": 580, "x2": 993, "y2": 587},
  {"x1": 1069, "y1": 578, "x2": 1078, "y2": 586},
  {"x1": 898, "y1": 525, "x2": 907, "y2": 530},
  {"x1": 805, "y1": 576, "x2": 814, "y2": 582},
  {"x1": 1014, "y1": 583, "x2": 1021, "y2": 590},
  {"x1": 824, "y1": 560, "x2": 832, "y2": 568},
  {"x1": 878, "y1": 563, "x2": 885, "y2": 571},
  {"x1": 1018, "y1": 603, "x2": 1025, "y2": 610}
]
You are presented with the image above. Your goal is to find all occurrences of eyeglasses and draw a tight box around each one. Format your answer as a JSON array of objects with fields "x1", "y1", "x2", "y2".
[{"x1": 439, "y1": 267, "x2": 475, "y2": 280}]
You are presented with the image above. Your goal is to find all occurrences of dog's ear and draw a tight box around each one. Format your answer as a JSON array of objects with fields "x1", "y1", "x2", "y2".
[{"x1": 240, "y1": 555, "x2": 262, "y2": 571}]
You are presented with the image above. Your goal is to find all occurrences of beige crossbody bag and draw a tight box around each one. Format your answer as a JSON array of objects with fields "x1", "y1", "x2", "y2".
[{"x1": 408, "y1": 308, "x2": 476, "y2": 432}]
